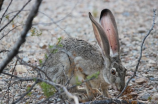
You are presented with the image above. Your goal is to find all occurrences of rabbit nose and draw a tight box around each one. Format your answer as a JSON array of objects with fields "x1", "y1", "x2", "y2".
[{"x1": 115, "y1": 83, "x2": 123, "y2": 91}]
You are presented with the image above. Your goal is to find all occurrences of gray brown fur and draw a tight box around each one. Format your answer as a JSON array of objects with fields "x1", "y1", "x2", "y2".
[{"x1": 41, "y1": 9, "x2": 126, "y2": 102}]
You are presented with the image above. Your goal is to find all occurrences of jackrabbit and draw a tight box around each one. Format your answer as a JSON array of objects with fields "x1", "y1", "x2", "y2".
[{"x1": 41, "y1": 9, "x2": 126, "y2": 101}]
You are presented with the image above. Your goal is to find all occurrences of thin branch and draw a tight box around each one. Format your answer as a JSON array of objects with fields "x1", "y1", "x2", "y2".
[
  {"x1": 7, "y1": 59, "x2": 18, "y2": 104},
  {"x1": 0, "y1": 0, "x2": 13, "y2": 24},
  {"x1": 0, "y1": 0, "x2": 42, "y2": 73},
  {"x1": 0, "y1": 0, "x2": 4, "y2": 11},
  {"x1": 0, "y1": 25, "x2": 21, "y2": 40},
  {"x1": 0, "y1": 0, "x2": 79, "y2": 40},
  {"x1": 0, "y1": 0, "x2": 80, "y2": 41},
  {"x1": 116, "y1": 9, "x2": 156, "y2": 98},
  {"x1": 2, "y1": 70, "x2": 145, "y2": 104},
  {"x1": 80, "y1": 99, "x2": 145, "y2": 104},
  {"x1": 2, "y1": 72, "x2": 79, "y2": 104},
  {"x1": 16, "y1": 55, "x2": 53, "y2": 81},
  {"x1": 37, "y1": 75, "x2": 98, "y2": 104},
  {"x1": 34, "y1": 11, "x2": 71, "y2": 37},
  {"x1": 2, "y1": 72, "x2": 19, "y2": 79},
  {"x1": 0, "y1": 0, "x2": 31, "y2": 32},
  {"x1": 4, "y1": 0, "x2": 80, "y2": 24},
  {"x1": 12, "y1": 79, "x2": 39, "y2": 104},
  {"x1": 0, "y1": 49, "x2": 9, "y2": 53}
]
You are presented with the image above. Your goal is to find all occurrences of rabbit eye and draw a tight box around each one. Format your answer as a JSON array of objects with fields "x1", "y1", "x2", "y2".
[{"x1": 111, "y1": 70, "x2": 116, "y2": 75}]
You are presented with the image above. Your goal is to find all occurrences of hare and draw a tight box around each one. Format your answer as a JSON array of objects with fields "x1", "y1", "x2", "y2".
[{"x1": 41, "y1": 9, "x2": 126, "y2": 101}]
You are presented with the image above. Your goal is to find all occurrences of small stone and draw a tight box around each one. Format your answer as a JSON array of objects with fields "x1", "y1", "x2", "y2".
[
  {"x1": 131, "y1": 78, "x2": 135, "y2": 82},
  {"x1": 28, "y1": 50, "x2": 35, "y2": 55},
  {"x1": 148, "y1": 59, "x2": 156, "y2": 64},
  {"x1": 150, "y1": 77, "x2": 158, "y2": 81},
  {"x1": 139, "y1": 93, "x2": 150, "y2": 101},
  {"x1": 114, "y1": 7, "x2": 124, "y2": 13},
  {"x1": 23, "y1": 57, "x2": 29, "y2": 63},
  {"x1": 132, "y1": 36, "x2": 141, "y2": 42},
  {"x1": 26, "y1": 32, "x2": 32, "y2": 37},
  {"x1": 149, "y1": 77, "x2": 155, "y2": 81},
  {"x1": 135, "y1": 77, "x2": 147, "y2": 85},
  {"x1": 154, "y1": 35, "x2": 158, "y2": 38},
  {"x1": 151, "y1": 88, "x2": 157, "y2": 92},
  {"x1": 151, "y1": 93, "x2": 158, "y2": 103},
  {"x1": 15, "y1": 65, "x2": 28, "y2": 74},
  {"x1": 39, "y1": 43, "x2": 47, "y2": 49},
  {"x1": 0, "y1": 81, "x2": 5, "y2": 87},
  {"x1": 138, "y1": 27, "x2": 146, "y2": 33},
  {"x1": 130, "y1": 92, "x2": 138, "y2": 97},
  {"x1": 72, "y1": 11, "x2": 80, "y2": 17},
  {"x1": 122, "y1": 12, "x2": 130, "y2": 17},
  {"x1": 65, "y1": 27, "x2": 73, "y2": 33},
  {"x1": 0, "y1": 93, "x2": 3, "y2": 100}
]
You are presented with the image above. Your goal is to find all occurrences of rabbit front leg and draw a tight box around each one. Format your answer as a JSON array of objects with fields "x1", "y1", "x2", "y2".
[{"x1": 101, "y1": 83, "x2": 110, "y2": 98}]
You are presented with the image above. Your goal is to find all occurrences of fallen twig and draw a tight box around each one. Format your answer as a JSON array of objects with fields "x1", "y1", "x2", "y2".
[{"x1": 80, "y1": 99, "x2": 145, "y2": 104}]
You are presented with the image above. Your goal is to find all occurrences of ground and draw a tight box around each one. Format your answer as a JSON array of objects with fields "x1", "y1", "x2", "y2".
[{"x1": 0, "y1": 0, "x2": 158, "y2": 103}]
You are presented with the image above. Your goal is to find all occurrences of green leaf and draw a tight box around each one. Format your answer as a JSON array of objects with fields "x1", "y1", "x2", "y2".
[
  {"x1": 26, "y1": 86, "x2": 32, "y2": 96},
  {"x1": 39, "y1": 59, "x2": 43, "y2": 65},
  {"x1": 37, "y1": 31, "x2": 42, "y2": 36},
  {"x1": 52, "y1": 49, "x2": 58, "y2": 53},
  {"x1": 5, "y1": 15, "x2": 9, "y2": 20},
  {"x1": 58, "y1": 37, "x2": 62, "y2": 43},
  {"x1": 39, "y1": 82, "x2": 56, "y2": 98},
  {"x1": 86, "y1": 71, "x2": 100, "y2": 80},
  {"x1": 30, "y1": 28, "x2": 36, "y2": 36},
  {"x1": 48, "y1": 45, "x2": 53, "y2": 49},
  {"x1": 75, "y1": 76, "x2": 81, "y2": 85},
  {"x1": 148, "y1": 96, "x2": 152, "y2": 102},
  {"x1": 33, "y1": 78, "x2": 37, "y2": 81},
  {"x1": 58, "y1": 43, "x2": 63, "y2": 47},
  {"x1": 45, "y1": 54, "x2": 48, "y2": 59}
]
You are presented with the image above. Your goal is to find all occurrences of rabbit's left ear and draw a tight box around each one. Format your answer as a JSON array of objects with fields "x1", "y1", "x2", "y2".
[
  {"x1": 89, "y1": 12, "x2": 110, "y2": 61},
  {"x1": 100, "y1": 9, "x2": 120, "y2": 57}
]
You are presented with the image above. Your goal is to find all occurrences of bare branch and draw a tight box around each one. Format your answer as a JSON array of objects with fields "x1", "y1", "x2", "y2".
[
  {"x1": 0, "y1": 25, "x2": 21, "y2": 40},
  {"x1": 7, "y1": 59, "x2": 18, "y2": 104},
  {"x1": 0, "y1": 0, "x2": 4, "y2": 11},
  {"x1": 12, "y1": 79, "x2": 39, "y2": 104},
  {"x1": 0, "y1": 0, "x2": 13, "y2": 24},
  {"x1": 0, "y1": 0, "x2": 31, "y2": 32},
  {"x1": 0, "y1": 49, "x2": 9, "y2": 53},
  {"x1": 0, "y1": 0, "x2": 42, "y2": 73},
  {"x1": 2, "y1": 72, "x2": 79, "y2": 104},
  {"x1": 17, "y1": 56, "x2": 54, "y2": 82},
  {"x1": 80, "y1": 99, "x2": 145, "y2": 104},
  {"x1": 0, "y1": 0, "x2": 79, "y2": 40},
  {"x1": 116, "y1": 9, "x2": 157, "y2": 98}
]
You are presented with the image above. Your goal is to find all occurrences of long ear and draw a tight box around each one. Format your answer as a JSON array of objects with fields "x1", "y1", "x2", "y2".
[
  {"x1": 100, "y1": 9, "x2": 120, "y2": 57},
  {"x1": 89, "y1": 12, "x2": 110, "y2": 60}
]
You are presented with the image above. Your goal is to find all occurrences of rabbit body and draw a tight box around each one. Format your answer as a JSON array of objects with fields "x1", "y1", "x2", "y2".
[
  {"x1": 42, "y1": 9, "x2": 127, "y2": 101},
  {"x1": 42, "y1": 38, "x2": 109, "y2": 98}
]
